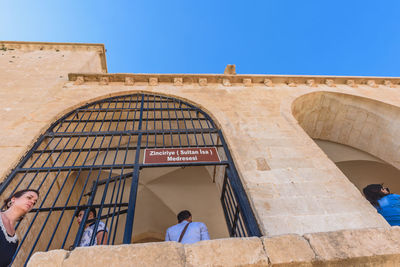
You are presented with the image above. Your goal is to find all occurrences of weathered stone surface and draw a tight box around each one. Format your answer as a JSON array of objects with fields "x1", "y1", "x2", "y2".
[
  {"x1": 263, "y1": 235, "x2": 314, "y2": 266},
  {"x1": 26, "y1": 229, "x2": 400, "y2": 267},
  {"x1": 2, "y1": 41, "x2": 400, "y2": 241},
  {"x1": 62, "y1": 242, "x2": 185, "y2": 267},
  {"x1": 184, "y1": 237, "x2": 268, "y2": 267},
  {"x1": 224, "y1": 64, "x2": 236, "y2": 75},
  {"x1": 304, "y1": 227, "x2": 400, "y2": 266},
  {"x1": 27, "y1": 249, "x2": 67, "y2": 267}
]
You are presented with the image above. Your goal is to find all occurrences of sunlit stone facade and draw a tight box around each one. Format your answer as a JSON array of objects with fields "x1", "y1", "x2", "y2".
[{"x1": 1, "y1": 41, "x2": 400, "y2": 266}]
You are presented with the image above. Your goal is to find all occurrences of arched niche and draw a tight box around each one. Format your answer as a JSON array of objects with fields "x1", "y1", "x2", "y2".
[{"x1": 292, "y1": 91, "x2": 400, "y2": 192}]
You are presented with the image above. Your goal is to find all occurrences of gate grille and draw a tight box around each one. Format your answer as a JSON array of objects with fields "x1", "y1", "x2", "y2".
[{"x1": 0, "y1": 93, "x2": 261, "y2": 266}]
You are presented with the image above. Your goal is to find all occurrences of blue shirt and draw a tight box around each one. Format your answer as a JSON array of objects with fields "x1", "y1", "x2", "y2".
[
  {"x1": 165, "y1": 221, "x2": 210, "y2": 244},
  {"x1": 377, "y1": 194, "x2": 400, "y2": 226}
]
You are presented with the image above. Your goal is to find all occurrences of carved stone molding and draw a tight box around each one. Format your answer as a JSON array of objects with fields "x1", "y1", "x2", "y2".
[
  {"x1": 346, "y1": 80, "x2": 357, "y2": 88},
  {"x1": 325, "y1": 79, "x2": 335, "y2": 87},
  {"x1": 174, "y1": 78, "x2": 183, "y2": 86},
  {"x1": 306, "y1": 79, "x2": 316, "y2": 87},
  {"x1": 264, "y1": 79, "x2": 273, "y2": 87},
  {"x1": 74, "y1": 76, "x2": 85, "y2": 85},
  {"x1": 243, "y1": 78, "x2": 252, "y2": 87},
  {"x1": 125, "y1": 77, "x2": 134, "y2": 86},
  {"x1": 198, "y1": 78, "x2": 207, "y2": 86},
  {"x1": 68, "y1": 73, "x2": 400, "y2": 88},
  {"x1": 287, "y1": 80, "x2": 297, "y2": 87},
  {"x1": 149, "y1": 78, "x2": 158, "y2": 86},
  {"x1": 222, "y1": 78, "x2": 231, "y2": 87},
  {"x1": 383, "y1": 80, "x2": 395, "y2": 88},
  {"x1": 99, "y1": 77, "x2": 109, "y2": 85},
  {"x1": 367, "y1": 80, "x2": 378, "y2": 88}
]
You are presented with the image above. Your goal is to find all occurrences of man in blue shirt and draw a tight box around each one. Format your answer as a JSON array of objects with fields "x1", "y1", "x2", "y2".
[
  {"x1": 363, "y1": 184, "x2": 400, "y2": 226},
  {"x1": 165, "y1": 210, "x2": 210, "y2": 244}
]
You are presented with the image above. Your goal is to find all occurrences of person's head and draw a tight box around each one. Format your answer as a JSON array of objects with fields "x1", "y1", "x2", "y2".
[
  {"x1": 3, "y1": 189, "x2": 39, "y2": 215},
  {"x1": 363, "y1": 184, "x2": 390, "y2": 208},
  {"x1": 75, "y1": 207, "x2": 96, "y2": 225},
  {"x1": 177, "y1": 210, "x2": 192, "y2": 223}
]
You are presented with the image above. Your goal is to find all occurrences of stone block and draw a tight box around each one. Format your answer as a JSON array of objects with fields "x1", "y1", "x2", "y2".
[
  {"x1": 27, "y1": 249, "x2": 67, "y2": 267},
  {"x1": 149, "y1": 77, "x2": 158, "y2": 86},
  {"x1": 74, "y1": 76, "x2": 84, "y2": 85},
  {"x1": 198, "y1": 78, "x2": 207, "y2": 86},
  {"x1": 222, "y1": 78, "x2": 231, "y2": 86},
  {"x1": 346, "y1": 79, "x2": 357, "y2": 87},
  {"x1": 325, "y1": 79, "x2": 335, "y2": 87},
  {"x1": 174, "y1": 77, "x2": 183, "y2": 86},
  {"x1": 184, "y1": 237, "x2": 268, "y2": 267},
  {"x1": 264, "y1": 78, "x2": 273, "y2": 87},
  {"x1": 62, "y1": 242, "x2": 185, "y2": 267},
  {"x1": 256, "y1": 157, "x2": 270, "y2": 171},
  {"x1": 262, "y1": 234, "x2": 315, "y2": 266},
  {"x1": 99, "y1": 76, "x2": 109, "y2": 85},
  {"x1": 125, "y1": 77, "x2": 134, "y2": 85},
  {"x1": 306, "y1": 79, "x2": 316, "y2": 87},
  {"x1": 243, "y1": 78, "x2": 252, "y2": 87},
  {"x1": 304, "y1": 227, "x2": 400, "y2": 266}
]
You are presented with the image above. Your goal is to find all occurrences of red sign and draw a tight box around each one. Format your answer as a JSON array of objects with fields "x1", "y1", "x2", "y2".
[{"x1": 143, "y1": 147, "x2": 220, "y2": 164}]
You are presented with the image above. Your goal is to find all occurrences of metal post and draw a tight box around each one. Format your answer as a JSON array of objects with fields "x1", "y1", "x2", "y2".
[{"x1": 123, "y1": 94, "x2": 144, "y2": 244}]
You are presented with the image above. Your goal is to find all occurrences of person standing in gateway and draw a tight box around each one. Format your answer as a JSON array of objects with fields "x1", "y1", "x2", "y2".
[{"x1": 165, "y1": 210, "x2": 210, "y2": 244}]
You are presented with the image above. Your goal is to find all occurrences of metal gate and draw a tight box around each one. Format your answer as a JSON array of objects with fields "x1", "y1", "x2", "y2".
[{"x1": 0, "y1": 93, "x2": 261, "y2": 266}]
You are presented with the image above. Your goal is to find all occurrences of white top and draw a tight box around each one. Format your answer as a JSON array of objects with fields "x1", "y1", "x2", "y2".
[{"x1": 0, "y1": 214, "x2": 18, "y2": 243}]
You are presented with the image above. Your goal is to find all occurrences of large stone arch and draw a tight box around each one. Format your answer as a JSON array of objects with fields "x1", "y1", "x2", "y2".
[
  {"x1": 0, "y1": 91, "x2": 260, "y2": 266},
  {"x1": 292, "y1": 91, "x2": 400, "y2": 170},
  {"x1": 292, "y1": 91, "x2": 400, "y2": 196}
]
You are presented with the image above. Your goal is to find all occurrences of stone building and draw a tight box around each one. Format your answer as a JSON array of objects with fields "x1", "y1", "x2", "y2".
[{"x1": 1, "y1": 41, "x2": 400, "y2": 266}]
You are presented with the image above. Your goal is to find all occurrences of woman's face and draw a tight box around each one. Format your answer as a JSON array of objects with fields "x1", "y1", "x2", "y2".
[{"x1": 11, "y1": 191, "x2": 38, "y2": 214}]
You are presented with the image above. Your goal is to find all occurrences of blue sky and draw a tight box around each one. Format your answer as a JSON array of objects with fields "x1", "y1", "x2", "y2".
[{"x1": 1, "y1": 1, "x2": 399, "y2": 76}]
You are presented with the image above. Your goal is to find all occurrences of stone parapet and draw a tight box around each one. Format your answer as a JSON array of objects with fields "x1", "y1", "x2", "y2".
[
  {"x1": 27, "y1": 227, "x2": 400, "y2": 267},
  {"x1": 0, "y1": 41, "x2": 107, "y2": 73}
]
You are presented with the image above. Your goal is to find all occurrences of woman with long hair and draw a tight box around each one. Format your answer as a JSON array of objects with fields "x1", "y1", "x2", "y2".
[
  {"x1": 363, "y1": 184, "x2": 400, "y2": 226},
  {"x1": 0, "y1": 189, "x2": 39, "y2": 267}
]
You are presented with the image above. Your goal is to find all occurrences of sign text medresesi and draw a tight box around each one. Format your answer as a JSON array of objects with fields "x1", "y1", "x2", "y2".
[{"x1": 143, "y1": 147, "x2": 220, "y2": 164}]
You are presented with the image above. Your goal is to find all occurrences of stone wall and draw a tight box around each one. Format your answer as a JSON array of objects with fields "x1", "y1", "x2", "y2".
[
  {"x1": 292, "y1": 91, "x2": 400, "y2": 170},
  {"x1": 1, "y1": 42, "x2": 400, "y2": 243},
  {"x1": 28, "y1": 227, "x2": 400, "y2": 266}
]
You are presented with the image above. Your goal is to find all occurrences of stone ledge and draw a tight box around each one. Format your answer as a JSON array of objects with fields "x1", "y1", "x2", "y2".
[
  {"x1": 67, "y1": 73, "x2": 400, "y2": 87},
  {"x1": 27, "y1": 227, "x2": 400, "y2": 267},
  {"x1": 0, "y1": 41, "x2": 107, "y2": 73}
]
